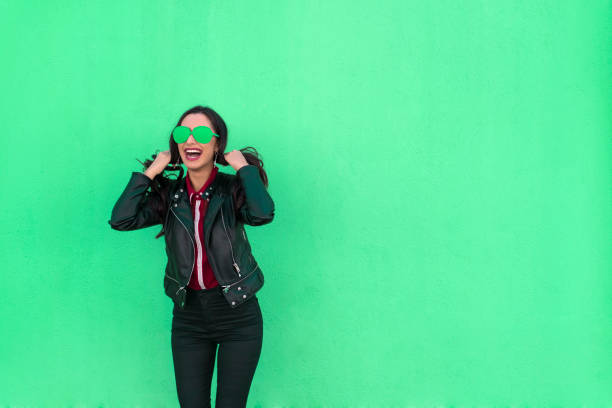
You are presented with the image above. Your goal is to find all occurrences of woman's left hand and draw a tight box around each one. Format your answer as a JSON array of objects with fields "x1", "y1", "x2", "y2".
[{"x1": 224, "y1": 149, "x2": 249, "y2": 172}]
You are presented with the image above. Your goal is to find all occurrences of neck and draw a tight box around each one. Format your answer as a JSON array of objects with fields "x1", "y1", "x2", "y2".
[{"x1": 187, "y1": 163, "x2": 215, "y2": 191}]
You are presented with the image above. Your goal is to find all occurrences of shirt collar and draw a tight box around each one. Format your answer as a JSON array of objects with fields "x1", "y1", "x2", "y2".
[{"x1": 185, "y1": 166, "x2": 219, "y2": 202}]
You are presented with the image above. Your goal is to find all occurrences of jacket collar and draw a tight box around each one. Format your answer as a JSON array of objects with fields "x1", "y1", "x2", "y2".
[
  {"x1": 169, "y1": 170, "x2": 233, "y2": 243},
  {"x1": 185, "y1": 166, "x2": 219, "y2": 203}
]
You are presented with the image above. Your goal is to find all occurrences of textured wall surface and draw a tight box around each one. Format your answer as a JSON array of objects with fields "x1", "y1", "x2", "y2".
[{"x1": 0, "y1": 0, "x2": 610, "y2": 406}]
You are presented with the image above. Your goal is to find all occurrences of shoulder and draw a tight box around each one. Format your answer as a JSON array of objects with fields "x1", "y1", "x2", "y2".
[
  {"x1": 215, "y1": 171, "x2": 238, "y2": 194},
  {"x1": 165, "y1": 169, "x2": 237, "y2": 198},
  {"x1": 217, "y1": 170, "x2": 237, "y2": 183}
]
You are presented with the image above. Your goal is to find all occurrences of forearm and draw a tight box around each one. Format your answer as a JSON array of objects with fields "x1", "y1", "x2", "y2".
[
  {"x1": 143, "y1": 167, "x2": 157, "y2": 180},
  {"x1": 108, "y1": 172, "x2": 162, "y2": 231},
  {"x1": 236, "y1": 165, "x2": 275, "y2": 225}
]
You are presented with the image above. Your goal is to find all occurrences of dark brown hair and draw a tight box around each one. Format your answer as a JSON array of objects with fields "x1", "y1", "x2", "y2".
[{"x1": 137, "y1": 105, "x2": 270, "y2": 239}]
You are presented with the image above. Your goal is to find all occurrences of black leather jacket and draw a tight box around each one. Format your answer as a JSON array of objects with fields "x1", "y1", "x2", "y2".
[{"x1": 108, "y1": 165, "x2": 275, "y2": 310}]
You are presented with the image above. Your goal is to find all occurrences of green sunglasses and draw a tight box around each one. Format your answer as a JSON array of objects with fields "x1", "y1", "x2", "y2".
[{"x1": 172, "y1": 125, "x2": 220, "y2": 144}]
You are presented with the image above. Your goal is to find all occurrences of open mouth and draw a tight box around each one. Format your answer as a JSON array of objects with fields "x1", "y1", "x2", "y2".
[{"x1": 184, "y1": 148, "x2": 202, "y2": 161}]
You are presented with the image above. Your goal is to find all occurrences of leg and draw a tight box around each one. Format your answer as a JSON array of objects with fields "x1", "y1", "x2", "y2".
[
  {"x1": 214, "y1": 299, "x2": 263, "y2": 408},
  {"x1": 172, "y1": 317, "x2": 218, "y2": 407},
  {"x1": 215, "y1": 336, "x2": 263, "y2": 408}
]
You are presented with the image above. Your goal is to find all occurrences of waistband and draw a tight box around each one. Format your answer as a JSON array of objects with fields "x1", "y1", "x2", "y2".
[{"x1": 186, "y1": 285, "x2": 224, "y2": 297}]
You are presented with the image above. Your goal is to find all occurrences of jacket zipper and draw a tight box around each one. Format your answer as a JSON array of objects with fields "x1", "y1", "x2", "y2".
[
  {"x1": 164, "y1": 190, "x2": 172, "y2": 230},
  {"x1": 170, "y1": 206, "x2": 195, "y2": 295},
  {"x1": 169, "y1": 192, "x2": 250, "y2": 296},
  {"x1": 221, "y1": 263, "x2": 260, "y2": 293},
  {"x1": 165, "y1": 273, "x2": 181, "y2": 285},
  {"x1": 220, "y1": 209, "x2": 241, "y2": 278}
]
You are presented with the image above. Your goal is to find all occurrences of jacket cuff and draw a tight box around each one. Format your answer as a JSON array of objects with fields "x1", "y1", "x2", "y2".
[
  {"x1": 236, "y1": 164, "x2": 258, "y2": 178},
  {"x1": 133, "y1": 171, "x2": 154, "y2": 183}
]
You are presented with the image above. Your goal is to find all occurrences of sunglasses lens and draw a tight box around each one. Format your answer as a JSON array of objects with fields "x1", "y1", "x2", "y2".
[
  {"x1": 172, "y1": 126, "x2": 190, "y2": 143},
  {"x1": 192, "y1": 126, "x2": 213, "y2": 144}
]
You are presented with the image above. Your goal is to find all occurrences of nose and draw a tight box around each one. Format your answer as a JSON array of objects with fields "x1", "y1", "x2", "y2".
[{"x1": 185, "y1": 133, "x2": 197, "y2": 144}]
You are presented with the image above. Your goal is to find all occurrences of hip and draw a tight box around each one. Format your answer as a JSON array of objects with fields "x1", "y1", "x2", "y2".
[{"x1": 172, "y1": 285, "x2": 262, "y2": 340}]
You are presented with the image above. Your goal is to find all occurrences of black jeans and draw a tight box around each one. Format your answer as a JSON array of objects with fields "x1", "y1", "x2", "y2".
[{"x1": 171, "y1": 285, "x2": 263, "y2": 408}]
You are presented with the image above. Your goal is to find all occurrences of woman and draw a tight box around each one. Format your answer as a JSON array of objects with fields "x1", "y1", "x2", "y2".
[{"x1": 108, "y1": 105, "x2": 275, "y2": 407}]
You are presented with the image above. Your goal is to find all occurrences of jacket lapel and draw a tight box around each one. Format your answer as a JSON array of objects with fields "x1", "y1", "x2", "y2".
[
  {"x1": 170, "y1": 177, "x2": 195, "y2": 240},
  {"x1": 171, "y1": 172, "x2": 227, "y2": 244},
  {"x1": 204, "y1": 194, "x2": 224, "y2": 245}
]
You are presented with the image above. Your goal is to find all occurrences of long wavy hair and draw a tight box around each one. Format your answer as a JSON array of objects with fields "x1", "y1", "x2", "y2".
[{"x1": 137, "y1": 105, "x2": 270, "y2": 239}]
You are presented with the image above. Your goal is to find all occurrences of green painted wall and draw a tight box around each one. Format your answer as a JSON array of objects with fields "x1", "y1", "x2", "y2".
[{"x1": 1, "y1": 0, "x2": 610, "y2": 406}]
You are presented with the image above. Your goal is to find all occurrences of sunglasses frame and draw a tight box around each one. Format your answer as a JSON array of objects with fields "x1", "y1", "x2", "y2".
[{"x1": 172, "y1": 125, "x2": 220, "y2": 144}]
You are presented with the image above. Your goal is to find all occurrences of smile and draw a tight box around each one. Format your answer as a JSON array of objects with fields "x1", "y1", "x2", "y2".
[{"x1": 184, "y1": 148, "x2": 202, "y2": 160}]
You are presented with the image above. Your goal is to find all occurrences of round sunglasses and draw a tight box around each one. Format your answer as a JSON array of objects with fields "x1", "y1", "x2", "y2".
[{"x1": 172, "y1": 125, "x2": 220, "y2": 144}]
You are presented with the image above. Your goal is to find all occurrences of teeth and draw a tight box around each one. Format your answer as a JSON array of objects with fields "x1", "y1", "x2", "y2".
[{"x1": 186, "y1": 150, "x2": 201, "y2": 154}]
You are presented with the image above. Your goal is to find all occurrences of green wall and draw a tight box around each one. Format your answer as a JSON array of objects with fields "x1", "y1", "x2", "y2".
[{"x1": 1, "y1": 0, "x2": 610, "y2": 406}]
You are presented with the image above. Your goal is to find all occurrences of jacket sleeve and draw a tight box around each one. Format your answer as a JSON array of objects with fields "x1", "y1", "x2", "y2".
[
  {"x1": 108, "y1": 171, "x2": 164, "y2": 231},
  {"x1": 235, "y1": 165, "x2": 275, "y2": 226}
]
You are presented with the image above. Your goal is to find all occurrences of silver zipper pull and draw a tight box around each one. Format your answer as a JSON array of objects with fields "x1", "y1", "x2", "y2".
[{"x1": 233, "y1": 262, "x2": 242, "y2": 277}]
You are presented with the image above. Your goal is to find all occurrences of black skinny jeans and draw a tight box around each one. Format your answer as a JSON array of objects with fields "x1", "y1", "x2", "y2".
[{"x1": 171, "y1": 285, "x2": 263, "y2": 408}]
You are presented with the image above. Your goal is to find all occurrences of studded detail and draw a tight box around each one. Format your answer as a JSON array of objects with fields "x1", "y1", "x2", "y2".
[
  {"x1": 242, "y1": 294, "x2": 246, "y2": 298},
  {"x1": 231, "y1": 301, "x2": 236, "y2": 305},
  {"x1": 180, "y1": 188, "x2": 183, "y2": 192},
  {"x1": 174, "y1": 194, "x2": 179, "y2": 198},
  {"x1": 237, "y1": 287, "x2": 241, "y2": 291},
  {"x1": 174, "y1": 203, "x2": 178, "y2": 207}
]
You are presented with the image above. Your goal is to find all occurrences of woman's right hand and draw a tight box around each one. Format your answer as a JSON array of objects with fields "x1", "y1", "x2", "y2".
[{"x1": 144, "y1": 150, "x2": 172, "y2": 179}]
